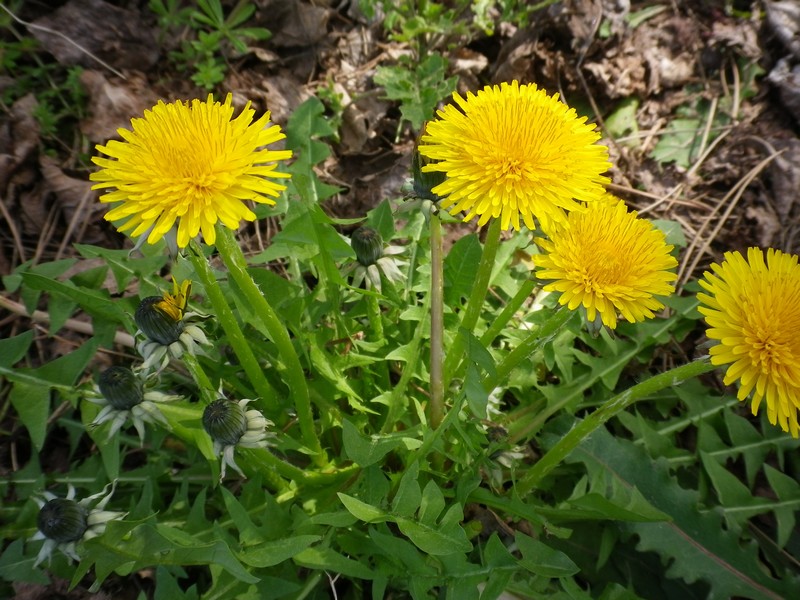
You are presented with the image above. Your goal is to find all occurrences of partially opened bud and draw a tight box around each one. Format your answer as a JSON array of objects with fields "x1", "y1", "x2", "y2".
[
  {"x1": 135, "y1": 296, "x2": 184, "y2": 345},
  {"x1": 37, "y1": 498, "x2": 88, "y2": 544},
  {"x1": 203, "y1": 399, "x2": 247, "y2": 446},
  {"x1": 351, "y1": 227, "x2": 384, "y2": 267},
  {"x1": 133, "y1": 279, "x2": 208, "y2": 372},
  {"x1": 98, "y1": 367, "x2": 143, "y2": 410}
]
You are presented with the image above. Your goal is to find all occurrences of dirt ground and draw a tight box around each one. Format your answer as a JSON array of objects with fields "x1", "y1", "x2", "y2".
[
  {"x1": 2, "y1": 0, "x2": 800, "y2": 287},
  {"x1": 3, "y1": 1, "x2": 800, "y2": 597}
]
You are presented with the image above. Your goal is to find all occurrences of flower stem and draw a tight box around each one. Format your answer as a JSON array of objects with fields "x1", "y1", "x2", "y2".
[
  {"x1": 250, "y1": 451, "x2": 360, "y2": 491},
  {"x1": 365, "y1": 294, "x2": 390, "y2": 389},
  {"x1": 213, "y1": 226, "x2": 327, "y2": 466},
  {"x1": 381, "y1": 293, "x2": 430, "y2": 434},
  {"x1": 245, "y1": 452, "x2": 291, "y2": 493},
  {"x1": 514, "y1": 357, "x2": 716, "y2": 496},
  {"x1": 507, "y1": 337, "x2": 641, "y2": 445},
  {"x1": 187, "y1": 243, "x2": 278, "y2": 409},
  {"x1": 242, "y1": 448, "x2": 356, "y2": 488},
  {"x1": 484, "y1": 306, "x2": 573, "y2": 390},
  {"x1": 366, "y1": 295, "x2": 385, "y2": 341},
  {"x1": 480, "y1": 278, "x2": 537, "y2": 347},
  {"x1": 442, "y1": 218, "x2": 501, "y2": 388},
  {"x1": 429, "y1": 212, "x2": 445, "y2": 429},
  {"x1": 181, "y1": 352, "x2": 217, "y2": 405}
]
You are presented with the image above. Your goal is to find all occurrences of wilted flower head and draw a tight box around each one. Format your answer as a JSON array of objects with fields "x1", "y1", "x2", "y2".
[
  {"x1": 418, "y1": 80, "x2": 610, "y2": 231},
  {"x1": 90, "y1": 93, "x2": 292, "y2": 248},
  {"x1": 135, "y1": 279, "x2": 208, "y2": 371},
  {"x1": 31, "y1": 483, "x2": 125, "y2": 567},
  {"x1": 202, "y1": 398, "x2": 274, "y2": 480},
  {"x1": 343, "y1": 227, "x2": 406, "y2": 292},
  {"x1": 698, "y1": 248, "x2": 800, "y2": 437},
  {"x1": 534, "y1": 196, "x2": 677, "y2": 330},
  {"x1": 87, "y1": 366, "x2": 179, "y2": 443}
]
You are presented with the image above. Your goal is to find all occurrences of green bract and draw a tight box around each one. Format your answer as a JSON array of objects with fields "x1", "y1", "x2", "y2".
[
  {"x1": 202, "y1": 398, "x2": 247, "y2": 446},
  {"x1": 30, "y1": 484, "x2": 125, "y2": 567},
  {"x1": 36, "y1": 498, "x2": 88, "y2": 544},
  {"x1": 201, "y1": 398, "x2": 273, "y2": 480},
  {"x1": 350, "y1": 227, "x2": 384, "y2": 267},
  {"x1": 135, "y1": 296, "x2": 184, "y2": 346},
  {"x1": 132, "y1": 291, "x2": 209, "y2": 372},
  {"x1": 98, "y1": 366, "x2": 143, "y2": 410}
]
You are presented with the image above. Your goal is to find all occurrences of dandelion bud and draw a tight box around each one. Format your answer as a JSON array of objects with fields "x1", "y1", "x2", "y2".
[
  {"x1": 37, "y1": 498, "x2": 88, "y2": 543},
  {"x1": 410, "y1": 133, "x2": 445, "y2": 202},
  {"x1": 135, "y1": 296, "x2": 184, "y2": 345},
  {"x1": 98, "y1": 367, "x2": 143, "y2": 410},
  {"x1": 351, "y1": 227, "x2": 384, "y2": 267},
  {"x1": 203, "y1": 399, "x2": 247, "y2": 446}
]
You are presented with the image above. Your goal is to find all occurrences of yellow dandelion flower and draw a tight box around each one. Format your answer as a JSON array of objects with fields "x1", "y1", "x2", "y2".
[
  {"x1": 417, "y1": 80, "x2": 611, "y2": 231},
  {"x1": 533, "y1": 196, "x2": 677, "y2": 329},
  {"x1": 155, "y1": 278, "x2": 191, "y2": 322},
  {"x1": 90, "y1": 94, "x2": 292, "y2": 248},
  {"x1": 697, "y1": 248, "x2": 800, "y2": 437}
]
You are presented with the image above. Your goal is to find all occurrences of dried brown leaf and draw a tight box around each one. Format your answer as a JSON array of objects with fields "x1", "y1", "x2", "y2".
[
  {"x1": 767, "y1": 58, "x2": 800, "y2": 125},
  {"x1": 766, "y1": 0, "x2": 800, "y2": 59},
  {"x1": 267, "y1": 0, "x2": 330, "y2": 48},
  {"x1": 0, "y1": 94, "x2": 40, "y2": 194},
  {"x1": 765, "y1": 138, "x2": 800, "y2": 221},
  {"x1": 746, "y1": 204, "x2": 782, "y2": 248},
  {"x1": 29, "y1": 0, "x2": 158, "y2": 70},
  {"x1": 79, "y1": 70, "x2": 159, "y2": 143},
  {"x1": 39, "y1": 155, "x2": 96, "y2": 222},
  {"x1": 260, "y1": 74, "x2": 313, "y2": 126}
]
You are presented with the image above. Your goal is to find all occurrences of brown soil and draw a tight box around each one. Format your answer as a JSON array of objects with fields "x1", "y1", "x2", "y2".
[{"x1": 2, "y1": 1, "x2": 800, "y2": 593}]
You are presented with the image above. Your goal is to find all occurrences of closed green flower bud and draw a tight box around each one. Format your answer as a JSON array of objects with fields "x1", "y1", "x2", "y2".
[
  {"x1": 351, "y1": 227, "x2": 384, "y2": 267},
  {"x1": 98, "y1": 367, "x2": 143, "y2": 410},
  {"x1": 37, "y1": 498, "x2": 88, "y2": 543},
  {"x1": 203, "y1": 399, "x2": 247, "y2": 446},
  {"x1": 135, "y1": 296, "x2": 184, "y2": 345},
  {"x1": 411, "y1": 126, "x2": 445, "y2": 202}
]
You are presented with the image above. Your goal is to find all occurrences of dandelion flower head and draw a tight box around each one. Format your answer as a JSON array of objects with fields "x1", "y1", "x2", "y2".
[
  {"x1": 203, "y1": 398, "x2": 274, "y2": 480},
  {"x1": 87, "y1": 366, "x2": 179, "y2": 443},
  {"x1": 31, "y1": 484, "x2": 124, "y2": 566},
  {"x1": 91, "y1": 93, "x2": 292, "y2": 247},
  {"x1": 344, "y1": 226, "x2": 406, "y2": 292},
  {"x1": 534, "y1": 196, "x2": 677, "y2": 329},
  {"x1": 417, "y1": 80, "x2": 611, "y2": 231},
  {"x1": 698, "y1": 248, "x2": 800, "y2": 437},
  {"x1": 135, "y1": 278, "x2": 208, "y2": 371}
]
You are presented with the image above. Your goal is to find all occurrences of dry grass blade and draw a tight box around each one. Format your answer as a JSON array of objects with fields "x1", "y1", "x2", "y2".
[
  {"x1": 0, "y1": 196, "x2": 26, "y2": 264},
  {"x1": 677, "y1": 149, "x2": 782, "y2": 289},
  {"x1": 0, "y1": 294, "x2": 135, "y2": 348}
]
